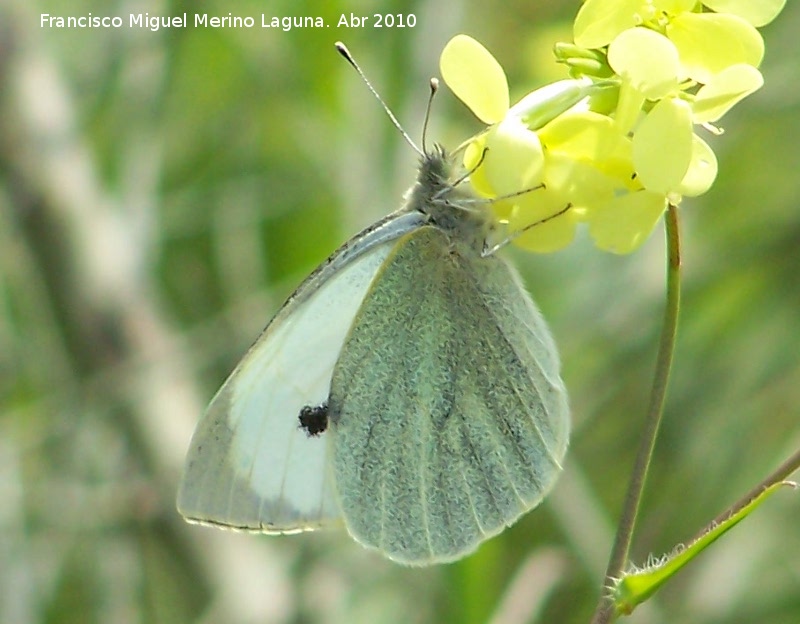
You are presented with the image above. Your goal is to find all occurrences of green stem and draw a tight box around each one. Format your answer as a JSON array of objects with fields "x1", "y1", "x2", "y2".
[
  {"x1": 590, "y1": 204, "x2": 682, "y2": 624},
  {"x1": 691, "y1": 446, "x2": 800, "y2": 543}
]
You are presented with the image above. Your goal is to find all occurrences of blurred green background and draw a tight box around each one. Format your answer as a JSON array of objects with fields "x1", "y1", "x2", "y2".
[{"x1": 1, "y1": 0, "x2": 798, "y2": 623}]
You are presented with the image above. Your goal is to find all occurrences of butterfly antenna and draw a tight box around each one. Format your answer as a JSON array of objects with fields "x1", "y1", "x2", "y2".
[
  {"x1": 335, "y1": 42, "x2": 424, "y2": 157},
  {"x1": 422, "y1": 78, "x2": 438, "y2": 155}
]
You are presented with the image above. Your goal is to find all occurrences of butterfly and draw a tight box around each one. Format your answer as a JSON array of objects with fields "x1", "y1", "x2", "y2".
[{"x1": 177, "y1": 43, "x2": 569, "y2": 566}]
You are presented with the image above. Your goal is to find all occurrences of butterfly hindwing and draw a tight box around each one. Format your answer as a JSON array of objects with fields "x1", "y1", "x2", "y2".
[{"x1": 327, "y1": 226, "x2": 569, "y2": 564}]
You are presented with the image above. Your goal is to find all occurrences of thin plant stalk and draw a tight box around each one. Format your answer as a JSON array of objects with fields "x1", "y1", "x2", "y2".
[
  {"x1": 691, "y1": 447, "x2": 800, "y2": 543},
  {"x1": 590, "y1": 204, "x2": 682, "y2": 624}
]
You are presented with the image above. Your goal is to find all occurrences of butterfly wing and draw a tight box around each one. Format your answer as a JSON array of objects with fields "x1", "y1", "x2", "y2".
[
  {"x1": 177, "y1": 211, "x2": 426, "y2": 533},
  {"x1": 327, "y1": 226, "x2": 569, "y2": 564}
]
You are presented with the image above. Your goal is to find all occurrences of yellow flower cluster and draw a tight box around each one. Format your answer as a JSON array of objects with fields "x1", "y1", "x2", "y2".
[{"x1": 440, "y1": 0, "x2": 784, "y2": 253}]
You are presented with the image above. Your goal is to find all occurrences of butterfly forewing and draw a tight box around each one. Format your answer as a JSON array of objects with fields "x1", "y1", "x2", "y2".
[{"x1": 177, "y1": 213, "x2": 425, "y2": 533}]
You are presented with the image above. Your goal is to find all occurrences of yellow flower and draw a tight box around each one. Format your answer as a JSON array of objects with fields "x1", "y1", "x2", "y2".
[
  {"x1": 440, "y1": 35, "x2": 594, "y2": 252},
  {"x1": 438, "y1": 0, "x2": 784, "y2": 254}
]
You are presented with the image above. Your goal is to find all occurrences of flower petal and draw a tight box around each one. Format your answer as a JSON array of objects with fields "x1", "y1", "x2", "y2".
[
  {"x1": 653, "y1": 0, "x2": 696, "y2": 12},
  {"x1": 463, "y1": 134, "x2": 494, "y2": 197},
  {"x1": 573, "y1": 0, "x2": 646, "y2": 49},
  {"x1": 481, "y1": 117, "x2": 545, "y2": 196},
  {"x1": 701, "y1": 0, "x2": 786, "y2": 27},
  {"x1": 539, "y1": 111, "x2": 635, "y2": 184},
  {"x1": 632, "y1": 98, "x2": 693, "y2": 194},
  {"x1": 440, "y1": 35, "x2": 509, "y2": 123},
  {"x1": 608, "y1": 28, "x2": 680, "y2": 99},
  {"x1": 510, "y1": 207, "x2": 578, "y2": 253},
  {"x1": 588, "y1": 190, "x2": 667, "y2": 254},
  {"x1": 542, "y1": 152, "x2": 617, "y2": 213},
  {"x1": 692, "y1": 64, "x2": 764, "y2": 123},
  {"x1": 667, "y1": 12, "x2": 764, "y2": 84},
  {"x1": 676, "y1": 134, "x2": 718, "y2": 197}
]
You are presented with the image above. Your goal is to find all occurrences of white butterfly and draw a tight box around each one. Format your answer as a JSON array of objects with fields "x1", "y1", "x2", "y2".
[{"x1": 177, "y1": 46, "x2": 569, "y2": 566}]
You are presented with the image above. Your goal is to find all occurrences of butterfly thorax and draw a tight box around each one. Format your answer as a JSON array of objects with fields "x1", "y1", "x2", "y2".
[{"x1": 405, "y1": 146, "x2": 495, "y2": 253}]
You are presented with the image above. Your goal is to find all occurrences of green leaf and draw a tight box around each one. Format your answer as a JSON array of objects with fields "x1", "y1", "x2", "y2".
[{"x1": 612, "y1": 482, "x2": 794, "y2": 616}]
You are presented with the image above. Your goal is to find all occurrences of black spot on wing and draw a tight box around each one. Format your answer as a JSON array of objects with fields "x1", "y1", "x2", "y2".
[{"x1": 298, "y1": 403, "x2": 329, "y2": 437}]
